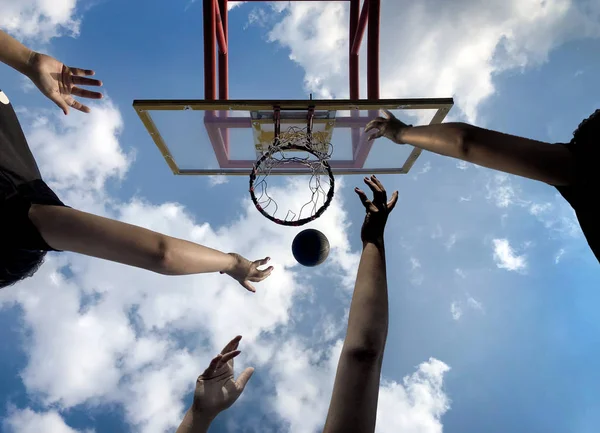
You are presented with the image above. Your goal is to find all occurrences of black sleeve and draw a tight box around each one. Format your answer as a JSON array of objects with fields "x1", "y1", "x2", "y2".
[
  {"x1": 1, "y1": 179, "x2": 67, "y2": 252},
  {"x1": 554, "y1": 110, "x2": 600, "y2": 262}
]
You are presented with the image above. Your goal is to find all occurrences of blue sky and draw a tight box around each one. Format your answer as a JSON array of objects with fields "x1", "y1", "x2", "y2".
[{"x1": 1, "y1": 1, "x2": 600, "y2": 432}]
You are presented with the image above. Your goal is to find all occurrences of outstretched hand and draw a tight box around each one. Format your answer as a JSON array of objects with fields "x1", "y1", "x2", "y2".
[
  {"x1": 355, "y1": 175, "x2": 398, "y2": 243},
  {"x1": 192, "y1": 336, "x2": 255, "y2": 419},
  {"x1": 221, "y1": 253, "x2": 274, "y2": 293},
  {"x1": 365, "y1": 109, "x2": 411, "y2": 144},
  {"x1": 26, "y1": 52, "x2": 103, "y2": 114}
]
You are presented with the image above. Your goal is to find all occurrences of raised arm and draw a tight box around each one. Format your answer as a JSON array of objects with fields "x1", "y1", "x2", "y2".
[
  {"x1": 0, "y1": 28, "x2": 102, "y2": 114},
  {"x1": 176, "y1": 336, "x2": 255, "y2": 433},
  {"x1": 365, "y1": 110, "x2": 576, "y2": 186},
  {"x1": 0, "y1": 29, "x2": 34, "y2": 76},
  {"x1": 29, "y1": 205, "x2": 273, "y2": 292},
  {"x1": 323, "y1": 176, "x2": 398, "y2": 433}
]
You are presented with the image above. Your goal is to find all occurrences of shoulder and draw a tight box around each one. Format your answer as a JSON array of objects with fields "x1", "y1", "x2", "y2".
[
  {"x1": 1, "y1": 179, "x2": 67, "y2": 252},
  {"x1": 567, "y1": 109, "x2": 600, "y2": 157}
]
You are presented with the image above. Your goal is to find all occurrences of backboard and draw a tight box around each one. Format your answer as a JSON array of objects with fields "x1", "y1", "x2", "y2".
[
  {"x1": 133, "y1": 98, "x2": 454, "y2": 176},
  {"x1": 134, "y1": 0, "x2": 454, "y2": 178}
]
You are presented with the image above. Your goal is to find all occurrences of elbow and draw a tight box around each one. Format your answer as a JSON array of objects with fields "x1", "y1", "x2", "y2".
[
  {"x1": 453, "y1": 123, "x2": 473, "y2": 159},
  {"x1": 453, "y1": 123, "x2": 477, "y2": 159},
  {"x1": 344, "y1": 345, "x2": 384, "y2": 363},
  {"x1": 154, "y1": 237, "x2": 175, "y2": 275},
  {"x1": 343, "y1": 335, "x2": 387, "y2": 362}
]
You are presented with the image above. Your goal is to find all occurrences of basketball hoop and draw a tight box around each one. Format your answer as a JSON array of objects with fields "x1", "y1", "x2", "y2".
[{"x1": 249, "y1": 107, "x2": 335, "y2": 226}]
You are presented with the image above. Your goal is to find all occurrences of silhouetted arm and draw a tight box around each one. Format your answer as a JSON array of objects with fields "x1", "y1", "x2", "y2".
[
  {"x1": 323, "y1": 176, "x2": 397, "y2": 433},
  {"x1": 366, "y1": 112, "x2": 576, "y2": 186}
]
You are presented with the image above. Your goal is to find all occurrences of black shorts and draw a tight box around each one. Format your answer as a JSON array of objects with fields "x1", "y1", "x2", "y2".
[{"x1": 0, "y1": 90, "x2": 65, "y2": 251}]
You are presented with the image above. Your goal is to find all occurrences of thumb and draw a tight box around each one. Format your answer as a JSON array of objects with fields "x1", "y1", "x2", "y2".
[
  {"x1": 235, "y1": 367, "x2": 255, "y2": 392},
  {"x1": 240, "y1": 280, "x2": 256, "y2": 293}
]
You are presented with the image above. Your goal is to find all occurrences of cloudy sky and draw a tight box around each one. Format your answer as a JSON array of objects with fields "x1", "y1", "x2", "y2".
[{"x1": 1, "y1": 0, "x2": 600, "y2": 432}]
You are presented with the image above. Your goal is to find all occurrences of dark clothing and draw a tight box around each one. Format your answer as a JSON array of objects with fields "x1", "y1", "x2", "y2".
[
  {"x1": 0, "y1": 90, "x2": 66, "y2": 252},
  {"x1": 555, "y1": 109, "x2": 600, "y2": 262}
]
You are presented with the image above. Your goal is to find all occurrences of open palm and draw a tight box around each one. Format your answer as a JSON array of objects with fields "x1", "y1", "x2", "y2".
[
  {"x1": 355, "y1": 175, "x2": 398, "y2": 243},
  {"x1": 192, "y1": 336, "x2": 255, "y2": 418},
  {"x1": 27, "y1": 52, "x2": 103, "y2": 114}
]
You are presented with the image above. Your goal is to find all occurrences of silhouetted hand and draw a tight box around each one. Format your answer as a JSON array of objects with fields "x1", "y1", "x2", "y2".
[
  {"x1": 221, "y1": 253, "x2": 274, "y2": 292},
  {"x1": 192, "y1": 336, "x2": 255, "y2": 419},
  {"x1": 365, "y1": 109, "x2": 411, "y2": 144},
  {"x1": 26, "y1": 52, "x2": 103, "y2": 114},
  {"x1": 355, "y1": 176, "x2": 398, "y2": 244}
]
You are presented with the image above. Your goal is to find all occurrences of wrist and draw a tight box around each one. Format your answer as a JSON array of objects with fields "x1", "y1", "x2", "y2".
[
  {"x1": 22, "y1": 50, "x2": 38, "y2": 77},
  {"x1": 220, "y1": 252, "x2": 237, "y2": 274},
  {"x1": 394, "y1": 124, "x2": 413, "y2": 144},
  {"x1": 176, "y1": 408, "x2": 216, "y2": 433},
  {"x1": 362, "y1": 237, "x2": 385, "y2": 248}
]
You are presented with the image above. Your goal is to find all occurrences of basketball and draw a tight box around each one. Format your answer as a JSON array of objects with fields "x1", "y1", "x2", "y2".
[{"x1": 292, "y1": 229, "x2": 330, "y2": 267}]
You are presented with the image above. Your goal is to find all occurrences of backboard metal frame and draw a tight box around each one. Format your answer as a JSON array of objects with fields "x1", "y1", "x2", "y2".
[
  {"x1": 205, "y1": 0, "x2": 383, "y2": 101},
  {"x1": 133, "y1": 98, "x2": 454, "y2": 176}
]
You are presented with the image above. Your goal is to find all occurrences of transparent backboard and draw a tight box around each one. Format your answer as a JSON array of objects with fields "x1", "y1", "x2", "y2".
[{"x1": 133, "y1": 99, "x2": 454, "y2": 176}]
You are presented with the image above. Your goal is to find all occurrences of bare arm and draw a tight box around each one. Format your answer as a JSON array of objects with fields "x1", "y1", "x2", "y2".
[
  {"x1": 175, "y1": 410, "x2": 214, "y2": 433},
  {"x1": 366, "y1": 112, "x2": 576, "y2": 186},
  {"x1": 0, "y1": 28, "x2": 102, "y2": 113},
  {"x1": 323, "y1": 176, "x2": 397, "y2": 433},
  {"x1": 176, "y1": 336, "x2": 254, "y2": 433},
  {"x1": 0, "y1": 29, "x2": 34, "y2": 75},
  {"x1": 28, "y1": 205, "x2": 272, "y2": 289}
]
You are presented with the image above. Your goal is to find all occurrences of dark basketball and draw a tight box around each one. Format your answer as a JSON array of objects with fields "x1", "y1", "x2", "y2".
[{"x1": 292, "y1": 229, "x2": 330, "y2": 267}]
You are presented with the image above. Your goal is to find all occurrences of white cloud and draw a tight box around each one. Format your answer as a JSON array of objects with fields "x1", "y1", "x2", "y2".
[
  {"x1": 451, "y1": 295, "x2": 484, "y2": 321},
  {"x1": 186, "y1": 0, "x2": 246, "y2": 12},
  {"x1": 555, "y1": 248, "x2": 566, "y2": 264},
  {"x1": 409, "y1": 257, "x2": 424, "y2": 285},
  {"x1": 450, "y1": 302, "x2": 463, "y2": 320},
  {"x1": 493, "y1": 238, "x2": 527, "y2": 272},
  {"x1": 486, "y1": 173, "x2": 521, "y2": 208},
  {"x1": 445, "y1": 234, "x2": 458, "y2": 250},
  {"x1": 228, "y1": 1, "x2": 247, "y2": 10},
  {"x1": 376, "y1": 359, "x2": 451, "y2": 433},
  {"x1": 414, "y1": 161, "x2": 432, "y2": 178},
  {"x1": 0, "y1": 0, "x2": 81, "y2": 42},
  {"x1": 3, "y1": 408, "x2": 90, "y2": 433},
  {"x1": 467, "y1": 296, "x2": 484, "y2": 312},
  {"x1": 19, "y1": 101, "x2": 131, "y2": 195},
  {"x1": 254, "y1": 0, "x2": 600, "y2": 122},
  {"x1": 410, "y1": 257, "x2": 421, "y2": 270},
  {"x1": 528, "y1": 196, "x2": 581, "y2": 238},
  {"x1": 208, "y1": 174, "x2": 229, "y2": 186},
  {"x1": 456, "y1": 161, "x2": 470, "y2": 170}
]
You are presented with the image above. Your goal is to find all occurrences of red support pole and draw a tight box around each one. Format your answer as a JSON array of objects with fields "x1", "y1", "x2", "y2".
[
  {"x1": 350, "y1": 0, "x2": 369, "y2": 57},
  {"x1": 349, "y1": 0, "x2": 360, "y2": 100},
  {"x1": 367, "y1": 0, "x2": 380, "y2": 100},
  {"x1": 215, "y1": 0, "x2": 228, "y2": 55},
  {"x1": 218, "y1": 0, "x2": 229, "y2": 99},
  {"x1": 203, "y1": 0, "x2": 216, "y2": 100}
]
